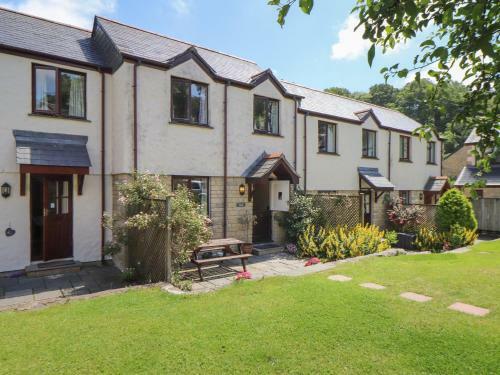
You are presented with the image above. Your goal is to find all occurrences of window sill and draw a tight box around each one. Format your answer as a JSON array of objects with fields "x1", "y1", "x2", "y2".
[
  {"x1": 399, "y1": 159, "x2": 412, "y2": 163},
  {"x1": 169, "y1": 121, "x2": 213, "y2": 129},
  {"x1": 29, "y1": 112, "x2": 90, "y2": 123},
  {"x1": 317, "y1": 151, "x2": 340, "y2": 156},
  {"x1": 361, "y1": 155, "x2": 378, "y2": 160},
  {"x1": 252, "y1": 131, "x2": 283, "y2": 138},
  {"x1": 426, "y1": 162, "x2": 438, "y2": 165}
]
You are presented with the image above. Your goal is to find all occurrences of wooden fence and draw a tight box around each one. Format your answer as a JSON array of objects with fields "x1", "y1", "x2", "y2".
[{"x1": 472, "y1": 198, "x2": 500, "y2": 232}]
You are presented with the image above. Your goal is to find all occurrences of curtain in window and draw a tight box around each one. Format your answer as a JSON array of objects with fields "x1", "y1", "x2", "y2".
[
  {"x1": 191, "y1": 84, "x2": 207, "y2": 124},
  {"x1": 68, "y1": 75, "x2": 84, "y2": 117},
  {"x1": 269, "y1": 100, "x2": 279, "y2": 134},
  {"x1": 35, "y1": 68, "x2": 56, "y2": 111},
  {"x1": 327, "y1": 125, "x2": 335, "y2": 152}
]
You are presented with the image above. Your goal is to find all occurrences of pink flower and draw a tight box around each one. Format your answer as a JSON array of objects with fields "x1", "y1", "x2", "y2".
[
  {"x1": 305, "y1": 257, "x2": 321, "y2": 267},
  {"x1": 235, "y1": 271, "x2": 252, "y2": 280}
]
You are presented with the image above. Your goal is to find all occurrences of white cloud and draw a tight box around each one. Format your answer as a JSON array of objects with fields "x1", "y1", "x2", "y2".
[
  {"x1": 170, "y1": 0, "x2": 190, "y2": 15},
  {"x1": 330, "y1": 14, "x2": 370, "y2": 60},
  {"x1": 0, "y1": 0, "x2": 116, "y2": 29},
  {"x1": 330, "y1": 14, "x2": 409, "y2": 61}
]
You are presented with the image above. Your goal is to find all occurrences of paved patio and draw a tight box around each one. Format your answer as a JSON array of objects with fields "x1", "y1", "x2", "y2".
[{"x1": 0, "y1": 265, "x2": 125, "y2": 310}]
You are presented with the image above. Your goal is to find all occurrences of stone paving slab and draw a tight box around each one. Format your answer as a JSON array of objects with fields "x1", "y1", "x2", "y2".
[
  {"x1": 400, "y1": 292, "x2": 432, "y2": 302},
  {"x1": 360, "y1": 282, "x2": 386, "y2": 290},
  {"x1": 328, "y1": 275, "x2": 352, "y2": 282},
  {"x1": 448, "y1": 302, "x2": 490, "y2": 316}
]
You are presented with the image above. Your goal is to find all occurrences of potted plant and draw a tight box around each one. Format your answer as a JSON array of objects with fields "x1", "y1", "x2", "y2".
[
  {"x1": 238, "y1": 212, "x2": 257, "y2": 254},
  {"x1": 386, "y1": 198, "x2": 424, "y2": 250}
]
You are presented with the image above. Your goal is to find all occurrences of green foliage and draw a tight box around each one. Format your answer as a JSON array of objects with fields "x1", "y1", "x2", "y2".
[
  {"x1": 121, "y1": 267, "x2": 137, "y2": 283},
  {"x1": 269, "y1": 0, "x2": 499, "y2": 170},
  {"x1": 436, "y1": 188, "x2": 478, "y2": 232},
  {"x1": 282, "y1": 191, "x2": 320, "y2": 242},
  {"x1": 324, "y1": 86, "x2": 352, "y2": 97},
  {"x1": 415, "y1": 227, "x2": 445, "y2": 252},
  {"x1": 297, "y1": 224, "x2": 390, "y2": 260},
  {"x1": 384, "y1": 230, "x2": 398, "y2": 246},
  {"x1": 386, "y1": 198, "x2": 424, "y2": 233},
  {"x1": 415, "y1": 225, "x2": 478, "y2": 253}
]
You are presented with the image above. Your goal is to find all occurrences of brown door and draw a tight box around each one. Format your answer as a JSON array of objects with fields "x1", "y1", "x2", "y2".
[
  {"x1": 43, "y1": 176, "x2": 73, "y2": 260},
  {"x1": 362, "y1": 190, "x2": 372, "y2": 224},
  {"x1": 252, "y1": 181, "x2": 272, "y2": 243}
]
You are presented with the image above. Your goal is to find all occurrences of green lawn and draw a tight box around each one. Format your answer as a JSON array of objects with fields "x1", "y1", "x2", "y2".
[{"x1": 1, "y1": 241, "x2": 499, "y2": 374}]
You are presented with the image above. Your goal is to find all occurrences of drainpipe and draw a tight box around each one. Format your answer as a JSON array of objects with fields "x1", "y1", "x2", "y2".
[
  {"x1": 133, "y1": 62, "x2": 139, "y2": 172},
  {"x1": 303, "y1": 112, "x2": 308, "y2": 191},
  {"x1": 388, "y1": 130, "x2": 391, "y2": 180},
  {"x1": 293, "y1": 98, "x2": 298, "y2": 170},
  {"x1": 223, "y1": 82, "x2": 229, "y2": 237},
  {"x1": 440, "y1": 140, "x2": 443, "y2": 176},
  {"x1": 100, "y1": 71, "x2": 106, "y2": 263}
]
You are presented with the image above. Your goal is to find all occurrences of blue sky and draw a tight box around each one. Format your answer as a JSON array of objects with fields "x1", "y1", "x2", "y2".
[{"x1": 1, "y1": 0, "x2": 449, "y2": 92}]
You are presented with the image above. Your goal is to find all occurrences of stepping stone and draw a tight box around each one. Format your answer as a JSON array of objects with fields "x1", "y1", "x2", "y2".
[
  {"x1": 360, "y1": 282, "x2": 386, "y2": 290},
  {"x1": 328, "y1": 275, "x2": 352, "y2": 282},
  {"x1": 448, "y1": 302, "x2": 490, "y2": 317},
  {"x1": 400, "y1": 292, "x2": 432, "y2": 302}
]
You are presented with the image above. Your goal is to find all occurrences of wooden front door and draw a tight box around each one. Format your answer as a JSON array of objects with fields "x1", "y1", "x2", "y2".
[
  {"x1": 43, "y1": 176, "x2": 73, "y2": 261},
  {"x1": 362, "y1": 190, "x2": 372, "y2": 224},
  {"x1": 252, "y1": 181, "x2": 272, "y2": 243}
]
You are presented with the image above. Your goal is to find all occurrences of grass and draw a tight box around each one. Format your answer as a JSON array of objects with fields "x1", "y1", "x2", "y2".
[{"x1": 0, "y1": 241, "x2": 499, "y2": 374}]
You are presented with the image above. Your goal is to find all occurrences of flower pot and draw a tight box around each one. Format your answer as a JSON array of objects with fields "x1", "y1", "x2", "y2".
[
  {"x1": 396, "y1": 233, "x2": 417, "y2": 250},
  {"x1": 241, "y1": 243, "x2": 253, "y2": 254}
]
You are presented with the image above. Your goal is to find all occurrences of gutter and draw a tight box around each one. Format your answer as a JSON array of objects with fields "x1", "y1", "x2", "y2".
[
  {"x1": 133, "y1": 62, "x2": 139, "y2": 171},
  {"x1": 303, "y1": 112, "x2": 308, "y2": 191},
  {"x1": 100, "y1": 71, "x2": 106, "y2": 263},
  {"x1": 223, "y1": 82, "x2": 229, "y2": 237}
]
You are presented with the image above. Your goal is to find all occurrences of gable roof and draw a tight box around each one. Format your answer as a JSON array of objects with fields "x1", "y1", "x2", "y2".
[
  {"x1": 94, "y1": 16, "x2": 263, "y2": 84},
  {"x1": 0, "y1": 7, "x2": 107, "y2": 68},
  {"x1": 424, "y1": 176, "x2": 449, "y2": 192},
  {"x1": 455, "y1": 165, "x2": 500, "y2": 187},
  {"x1": 244, "y1": 152, "x2": 299, "y2": 184}
]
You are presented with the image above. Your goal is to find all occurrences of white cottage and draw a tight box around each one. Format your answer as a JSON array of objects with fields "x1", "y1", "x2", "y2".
[{"x1": 0, "y1": 8, "x2": 444, "y2": 273}]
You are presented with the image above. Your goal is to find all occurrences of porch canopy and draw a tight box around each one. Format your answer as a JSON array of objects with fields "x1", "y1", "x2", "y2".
[
  {"x1": 424, "y1": 176, "x2": 449, "y2": 192},
  {"x1": 244, "y1": 152, "x2": 299, "y2": 184},
  {"x1": 13, "y1": 130, "x2": 91, "y2": 195},
  {"x1": 358, "y1": 167, "x2": 394, "y2": 202}
]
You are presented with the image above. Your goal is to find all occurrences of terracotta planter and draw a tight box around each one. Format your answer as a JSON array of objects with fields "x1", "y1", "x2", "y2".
[
  {"x1": 241, "y1": 243, "x2": 253, "y2": 254},
  {"x1": 396, "y1": 233, "x2": 417, "y2": 250}
]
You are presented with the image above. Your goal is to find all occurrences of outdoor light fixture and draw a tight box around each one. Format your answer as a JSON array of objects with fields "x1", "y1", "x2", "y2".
[
  {"x1": 1, "y1": 183, "x2": 11, "y2": 198},
  {"x1": 239, "y1": 184, "x2": 246, "y2": 196},
  {"x1": 419, "y1": 192, "x2": 424, "y2": 201}
]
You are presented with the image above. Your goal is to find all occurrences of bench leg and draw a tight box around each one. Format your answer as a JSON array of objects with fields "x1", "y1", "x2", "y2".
[
  {"x1": 241, "y1": 258, "x2": 247, "y2": 272},
  {"x1": 197, "y1": 265, "x2": 204, "y2": 281}
]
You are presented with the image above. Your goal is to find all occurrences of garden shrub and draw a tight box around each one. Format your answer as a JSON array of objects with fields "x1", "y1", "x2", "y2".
[
  {"x1": 436, "y1": 188, "x2": 477, "y2": 232},
  {"x1": 282, "y1": 191, "x2": 320, "y2": 242},
  {"x1": 297, "y1": 224, "x2": 390, "y2": 260},
  {"x1": 386, "y1": 198, "x2": 424, "y2": 233},
  {"x1": 415, "y1": 227, "x2": 444, "y2": 252},
  {"x1": 384, "y1": 230, "x2": 398, "y2": 246},
  {"x1": 415, "y1": 225, "x2": 478, "y2": 252}
]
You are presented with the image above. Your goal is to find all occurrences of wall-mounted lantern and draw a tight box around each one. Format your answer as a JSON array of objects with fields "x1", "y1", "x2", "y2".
[
  {"x1": 419, "y1": 192, "x2": 424, "y2": 201},
  {"x1": 1, "y1": 183, "x2": 11, "y2": 198},
  {"x1": 239, "y1": 184, "x2": 246, "y2": 196}
]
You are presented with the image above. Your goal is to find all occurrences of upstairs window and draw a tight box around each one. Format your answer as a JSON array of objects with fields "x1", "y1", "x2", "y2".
[
  {"x1": 33, "y1": 64, "x2": 86, "y2": 119},
  {"x1": 399, "y1": 135, "x2": 411, "y2": 161},
  {"x1": 171, "y1": 77, "x2": 208, "y2": 125},
  {"x1": 254, "y1": 96, "x2": 279, "y2": 135},
  {"x1": 427, "y1": 141, "x2": 436, "y2": 164},
  {"x1": 362, "y1": 129, "x2": 377, "y2": 158},
  {"x1": 318, "y1": 121, "x2": 337, "y2": 153}
]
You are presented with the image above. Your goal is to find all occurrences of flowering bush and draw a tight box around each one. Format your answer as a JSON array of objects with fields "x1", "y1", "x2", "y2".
[
  {"x1": 285, "y1": 243, "x2": 298, "y2": 255},
  {"x1": 386, "y1": 198, "x2": 424, "y2": 233},
  {"x1": 235, "y1": 271, "x2": 252, "y2": 280},
  {"x1": 304, "y1": 257, "x2": 321, "y2": 266},
  {"x1": 414, "y1": 224, "x2": 477, "y2": 252},
  {"x1": 281, "y1": 190, "x2": 320, "y2": 242}
]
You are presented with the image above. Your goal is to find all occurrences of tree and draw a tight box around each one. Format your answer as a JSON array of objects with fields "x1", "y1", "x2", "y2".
[
  {"x1": 367, "y1": 83, "x2": 398, "y2": 107},
  {"x1": 324, "y1": 86, "x2": 352, "y2": 97},
  {"x1": 269, "y1": 0, "x2": 499, "y2": 171}
]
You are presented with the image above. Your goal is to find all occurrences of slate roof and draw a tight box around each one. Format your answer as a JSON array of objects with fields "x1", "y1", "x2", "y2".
[
  {"x1": 464, "y1": 128, "x2": 480, "y2": 145},
  {"x1": 424, "y1": 176, "x2": 449, "y2": 192},
  {"x1": 95, "y1": 16, "x2": 263, "y2": 83},
  {"x1": 244, "y1": 152, "x2": 299, "y2": 183},
  {"x1": 455, "y1": 165, "x2": 500, "y2": 187},
  {"x1": 0, "y1": 7, "x2": 107, "y2": 67},
  {"x1": 358, "y1": 167, "x2": 395, "y2": 191},
  {"x1": 13, "y1": 130, "x2": 91, "y2": 167},
  {"x1": 283, "y1": 81, "x2": 432, "y2": 134}
]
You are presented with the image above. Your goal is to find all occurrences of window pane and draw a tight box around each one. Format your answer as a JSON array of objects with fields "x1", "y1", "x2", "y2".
[
  {"x1": 254, "y1": 97, "x2": 266, "y2": 131},
  {"x1": 327, "y1": 125, "x2": 335, "y2": 152},
  {"x1": 190, "y1": 83, "x2": 208, "y2": 124},
  {"x1": 60, "y1": 71, "x2": 85, "y2": 117},
  {"x1": 364, "y1": 130, "x2": 376, "y2": 157},
  {"x1": 269, "y1": 100, "x2": 279, "y2": 134},
  {"x1": 35, "y1": 68, "x2": 56, "y2": 112},
  {"x1": 172, "y1": 177, "x2": 209, "y2": 216},
  {"x1": 318, "y1": 123, "x2": 327, "y2": 152},
  {"x1": 172, "y1": 80, "x2": 189, "y2": 120}
]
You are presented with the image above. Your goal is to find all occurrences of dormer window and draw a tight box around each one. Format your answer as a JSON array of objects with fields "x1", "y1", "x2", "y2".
[
  {"x1": 362, "y1": 129, "x2": 377, "y2": 158},
  {"x1": 171, "y1": 77, "x2": 208, "y2": 125},
  {"x1": 32, "y1": 64, "x2": 86, "y2": 119},
  {"x1": 254, "y1": 95, "x2": 279, "y2": 135}
]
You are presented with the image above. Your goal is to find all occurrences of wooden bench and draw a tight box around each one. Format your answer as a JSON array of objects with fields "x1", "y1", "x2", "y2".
[{"x1": 191, "y1": 238, "x2": 252, "y2": 281}]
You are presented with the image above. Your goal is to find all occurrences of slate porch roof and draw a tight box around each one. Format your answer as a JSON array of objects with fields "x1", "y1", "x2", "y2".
[
  {"x1": 13, "y1": 130, "x2": 91, "y2": 168},
  {"x1": 0, "y1": 7, "x2": 107, "y2": 68},
  {"x1": 244, "y1": 152, "x2": 299, "y2": 184},
  {"x1": 455, "y1": 165, "x2": 500, "y2": 187},
  {"x1": 424, "y1": 176, "x2": 449, "y2": 192},
  {"x1": 358, "y1": 167, "x2": 395, "y2": 191}
]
